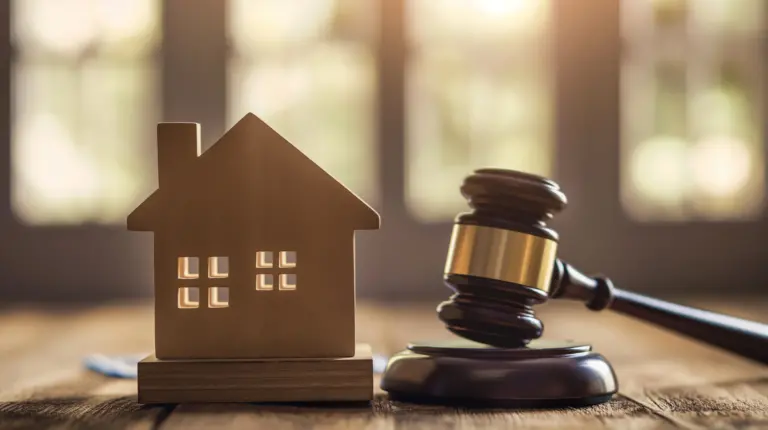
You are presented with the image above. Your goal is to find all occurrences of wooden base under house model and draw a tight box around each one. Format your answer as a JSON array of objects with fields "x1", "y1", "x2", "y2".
[{"x1": 137, "y1": 344, "x2": 373, "y2": 404}]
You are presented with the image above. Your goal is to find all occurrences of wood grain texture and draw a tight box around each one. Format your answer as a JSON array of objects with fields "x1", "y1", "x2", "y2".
[
  {"x1": 138, "y1": 344, "x2": 373, "y2": 404},
  {"x1": 642, "y1": 378, "x2": 768, "y2": 430},
  {"x1": 0, "y1": 395, "x2": 171, "y2": 430},
  {"x1": 160, "y1": 394, "x2": 671, "y2": 430},
  {"x1": 0, "y1": 299, "x2": 765, "y2": 429},
  {"x1": 0, "y1": 304, "x2": 163, "y2": 429}
]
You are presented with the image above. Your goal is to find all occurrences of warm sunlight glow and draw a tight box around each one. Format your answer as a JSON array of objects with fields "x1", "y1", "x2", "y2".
[
  {"x1": 620, "y1": 0, "x2": 764, "y2": 220},
  {"x1": 408, "y1": 0, "x2": 549, "y2": 44},
  {"x1": 629, "y1": 136, "x2": 688, "y2": 204},
  {"x1": 469, "y1": 0, "x2": 547, "y2": 33},
  {"x1": 13, "y1": 115, "x2": 102, "y2": 223},
  {"x1": 21, "y1": 0, "x2": 98, "y2": 55},
  {"x1": 240, "y1": 65, "x2": 309, "y2": 118},
  {"x1": 97, "y1": 0, "x2": 156, "y2": 44},
  {"x1": 229, "y1": 0, "x2": 336, "y2": 51},
  {"x1": 12, "y1": 0, "x2": 159, "y2": 225},
  {"x1": 14, "y1": 0, "x2": 158, "y2": 55},
  {"x1": 690, "y1": 135, "x2": 751, "y2": 197},
  {"x1": 475, "y1": 0, "x2": 538, "y2": 17},
  {"x1": 405, "y1": 0, "x2": 551, "y2": 221}
]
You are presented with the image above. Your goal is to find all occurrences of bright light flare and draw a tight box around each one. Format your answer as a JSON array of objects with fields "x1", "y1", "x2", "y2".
[
  {"x1": 475, "y1": 0, "x2": 539, "y2": 17},
  {"x1": 629, "y1": 135, "x2": 688, "y2": 204},
  {"x1": 690, "y1": 135, "x2": 752, "y2": 197}
]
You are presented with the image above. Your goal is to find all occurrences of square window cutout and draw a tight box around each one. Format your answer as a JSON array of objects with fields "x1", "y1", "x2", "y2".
[
  {"x1": 256, "y1": 251, "x2": 273, "y2": 268},
  {"x1": 178, "y1": 257, "x2": 199, "y2": 279},
  {"x1": 209, "y1": 287, "x2": 229, "y2": 308},
  {"x1": 279, "y1": 251, "x2": 297, "y2": 268},
  {"x1": 178, "y1": 287, "x2": 199, "y2": 309},
  {"x1": 280, "y1": 274, "x2": 297, "y2": 291},
  {"x1": 208, "y1": 256, "x2": 229, "y2": 278},
  {"x1": 256, "y1": 274, "x2": 274, "y2": 291}
]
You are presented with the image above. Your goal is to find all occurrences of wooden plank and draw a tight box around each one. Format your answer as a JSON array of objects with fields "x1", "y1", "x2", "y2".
[
  {"x1": 642, "y1": 378, "x2": 768, "y2": 430},
  {"x1": 159, "y1": 394, "x2": 669, "y2": 430},
  {"x1": 0, "y1": 370, "x2": 169, "y2": 430},
  {"x1": 0, "y1": 299, "x2": 764, "y2": 429},
  {"x1": 157, "y1": 301, "x2": 674, "y2": 429},
  {"x1": 0, "y1": 303, "x2": 153, "y2": 400},
  {"x1": 0, "y1": 395, "x2": 173, "y2": 430},
  {"x1": 138, "y1": 344, "x2": 373, "y2": 404},
  {"x1": 0, "y1": 303, "x2": 164, "y2": 429},
  {"x1": 360, "y1": 300, "x2": 768, "y2": 430},
  {"x1": 536, "y1": 300, "x2": 768, "y2": 429}
]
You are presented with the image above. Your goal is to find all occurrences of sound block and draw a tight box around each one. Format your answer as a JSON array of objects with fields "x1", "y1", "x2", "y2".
[
  {"x1": 138, "y1": 343, "x2": 373, "y2": 404},
  {"x1": 380, "y1": 339, "x2": 617, "y2": 408}
]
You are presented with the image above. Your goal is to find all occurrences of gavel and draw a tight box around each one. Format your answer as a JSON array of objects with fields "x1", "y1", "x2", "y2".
[{"x1": 437, "y1": 168, "x2": 768, "y2": 363}]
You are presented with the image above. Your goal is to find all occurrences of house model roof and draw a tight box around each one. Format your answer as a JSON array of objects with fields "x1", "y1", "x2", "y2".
[{"x1": 128, "y1": 113, "x2": 380, "y2": 233}]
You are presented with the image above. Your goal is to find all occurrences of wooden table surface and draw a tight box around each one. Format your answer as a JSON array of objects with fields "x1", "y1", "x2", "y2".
[{"x1": 0, "y1": 298, "x2": 767, "y2": 429}]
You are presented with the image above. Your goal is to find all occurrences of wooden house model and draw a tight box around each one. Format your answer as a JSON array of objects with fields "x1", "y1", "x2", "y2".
[{"x1": 128, "y1": 113, "x2": 379, "y2": 403}]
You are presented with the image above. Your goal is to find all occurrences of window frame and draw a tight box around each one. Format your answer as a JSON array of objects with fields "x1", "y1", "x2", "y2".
[
  {"x1": 208, "y1": 286, "x2": 229, "y2": 308},
  {"x1": 619, "y1": 1, "x2": 766, "y2": 222},
  {"x1": 255, "y1": 250, "x2": 296, "y2": 291},
  {"x1": 0, "y1": 0, "x2": 227, "y2": 302},
  {"x1": 207, "y1": 256, "x2": 229, "y2": 279},
  {"x1": 178, "y1": 286, "x2": 200, "y2": 309},
  {"x1": 551, "y1": 0, "x2": 768, "y2": 293}
]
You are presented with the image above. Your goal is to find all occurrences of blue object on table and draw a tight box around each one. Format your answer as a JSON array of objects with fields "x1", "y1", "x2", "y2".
[
  {"x1": 372, "y1": 353, "x2": 389, "y2": 374},
  {"x1": 85, "y1": 353, "x2": 390, "y2": 379},
  {"x1": 83, "y1": 354, "x2": 145, "y2": 379}
]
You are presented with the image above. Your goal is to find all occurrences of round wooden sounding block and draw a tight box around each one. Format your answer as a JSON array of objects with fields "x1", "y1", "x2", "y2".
[{"x1": 381, "y1": 339, "x2": 618, "y2": 408}]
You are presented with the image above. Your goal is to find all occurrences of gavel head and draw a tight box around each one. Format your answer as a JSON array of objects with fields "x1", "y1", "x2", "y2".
[{"x1": 437, "y1": 168, "x2": 568, "y2": 348}]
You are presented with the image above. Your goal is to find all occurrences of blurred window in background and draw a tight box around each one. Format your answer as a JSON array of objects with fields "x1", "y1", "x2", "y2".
[
  {"x1": 621, "y1": 0, "x2": 765, "y2": 221},
  {"x1": 227, "y1": 0, "x2": 378, "y2": 205},
  {"x1": 11, "y1": 0, "x2": 161, "y2": 225},
  {"x1": 405, "y1": 0, "x2": 553, "y2": 221}
]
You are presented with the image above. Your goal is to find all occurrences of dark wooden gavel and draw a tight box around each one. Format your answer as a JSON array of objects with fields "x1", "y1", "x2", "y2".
[{"x1": 437, "y1": 168, "x2": 768, "y2": 364}]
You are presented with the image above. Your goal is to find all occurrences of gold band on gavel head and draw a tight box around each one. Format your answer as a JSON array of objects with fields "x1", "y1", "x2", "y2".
[{"x1": 444, "y1": 224, "x2": 558, "y2": 293}]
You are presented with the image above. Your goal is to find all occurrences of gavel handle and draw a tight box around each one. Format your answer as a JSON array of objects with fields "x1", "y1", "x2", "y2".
[{"x1": 552, "y1": 260, "x2": 768, "y2": 364}]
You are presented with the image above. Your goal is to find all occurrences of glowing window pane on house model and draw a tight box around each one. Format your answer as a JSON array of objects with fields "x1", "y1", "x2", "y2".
[
  {"x1": 255, "y1": 251, "x2": 273, "y2": 268},
  {"x1": 279, "y1": 251, "x2": 296, "y2": 268},
  {"x1": 177, "y1": 257, "x2": 199, "y2": 279},
  {"x1": 208, "y1": 256, "x2": 229, "y2": 278},
  {"x1": 178, "y1": 287, "x2": 199, "y2": 309},
  {"x1": 208, "y1": 287, "x2": 229, "y2": 308},
  {"x1": 279, "y1": 274, "x2": 297, "y2": 291},
  {"x1": 256, "y1": 274, "x2": 274, "y2": 291}
]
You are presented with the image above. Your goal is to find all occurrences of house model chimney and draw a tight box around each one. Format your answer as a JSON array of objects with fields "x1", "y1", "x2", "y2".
[{"x1": 157, "y1": 123, "x2": 201, "y2": 188}]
